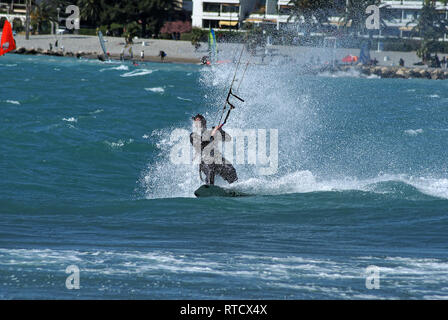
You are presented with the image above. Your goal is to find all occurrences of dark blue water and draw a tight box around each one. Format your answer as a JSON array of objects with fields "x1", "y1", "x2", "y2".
[{"x1": 1, "y1": 54, "x2": 448, "y2": 299}]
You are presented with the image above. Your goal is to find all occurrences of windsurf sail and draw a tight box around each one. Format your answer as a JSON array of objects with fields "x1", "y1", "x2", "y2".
[
  {"x1": 0, "y1": 20, "x2": 16, "y2": 56},
  {"x1": 98, "y1": 31, "x2": 108, "y2": 57},
  {"x1": 208, "y1": 28, "x2": 217, "y2": 63}
]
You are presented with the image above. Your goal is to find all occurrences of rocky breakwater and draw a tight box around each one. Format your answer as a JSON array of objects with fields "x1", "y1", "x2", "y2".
[
  {"x1": 337, "y1": 64, "x2": 448, "y2": 80},
  {"x1": 13, "y1": 46, "x2": 99, "y2": 59}
]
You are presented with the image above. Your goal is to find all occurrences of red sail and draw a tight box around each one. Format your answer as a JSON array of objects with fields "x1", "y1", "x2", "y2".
[{"x1": 0, "y1": 20, "x2": 16, "y2": 56}]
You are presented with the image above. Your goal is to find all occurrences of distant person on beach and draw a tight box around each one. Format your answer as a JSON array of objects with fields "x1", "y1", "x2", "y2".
[
  {"x1": 435, "y1": 54, "x2": 441, "y2": 68},
  {"x1": 55, "y1": 40, "x2": 58, "y2": 48},
  {"x1": 159, "y1": 50, "x2": 167, "y2": 62},
  {"x1": 399, "y1": 58, "x2": 405, "y2": 67},
  {"x1": 441, "y1": 56, "x2": 447, "y2": 69},
  {"x1": 141, "y1": 50, "x2": 144, "y2": 61},
  {"x1": 120, "y1": 47, "x2": 125, "y2": 61},
  {"x1": 49, "y1": 43, "x2": 52, "y2": 51}
]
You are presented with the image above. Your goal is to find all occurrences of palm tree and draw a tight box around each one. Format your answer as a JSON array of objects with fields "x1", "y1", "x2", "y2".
[
  {"x1": 77, "y1": 0, "x2": 104, "y2": 27},
  {"x1": 30, "y1": 0, "x2": 69, "y2": 33},
  {"x1": 119, "y1": 0, "x2": 180, "y2": 38}
]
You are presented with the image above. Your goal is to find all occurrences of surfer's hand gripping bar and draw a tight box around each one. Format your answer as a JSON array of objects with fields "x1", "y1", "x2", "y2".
[{"x1": 220, "y1": 89, "x2": 244, "y2": 127}]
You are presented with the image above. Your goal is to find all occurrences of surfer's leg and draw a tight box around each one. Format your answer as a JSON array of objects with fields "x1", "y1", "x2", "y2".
[
  {"x1": 200, "y1": 163, "x2": 215, "y2": 185},
  {"x1": 217, "y1": 163, "x2": 238, "y2": 184},
  {"x1": 209, "y1": 170, "x2": 215, "y2": 185}
]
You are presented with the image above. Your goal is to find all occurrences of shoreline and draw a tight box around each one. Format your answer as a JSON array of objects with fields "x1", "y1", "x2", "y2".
[
  {"x1": 11, "y1": 46, "x2": 201, "y2": 64},
  {"x1": 9, "y1": 35, "x2": 448, "y2": 79},
  {"x1": 11, "y1": 34, "x2": 206, "y2": 65},
  {"x1": 311, "y1": 64, "x2": 448, "y2": 80},
  {"x1": 13, "y1": 47, "x2": 448, "y2": 79}
]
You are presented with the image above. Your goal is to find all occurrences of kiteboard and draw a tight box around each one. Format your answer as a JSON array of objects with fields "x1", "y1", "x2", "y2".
[{"x1": 194, "y1": 185, "x2": 247, "y2": 198}]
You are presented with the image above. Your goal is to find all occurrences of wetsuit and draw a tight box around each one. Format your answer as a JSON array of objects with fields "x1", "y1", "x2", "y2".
[{"x1": 190, "y1": 127, "x2": 238, "y2": 185}]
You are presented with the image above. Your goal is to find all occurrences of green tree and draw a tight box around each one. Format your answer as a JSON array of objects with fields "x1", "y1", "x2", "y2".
[
  {"x1": 77, "y1": 0, "x2": 104, "y2": 26},
  {"x1": 31, "y1": 0, "x2": 71, "y2": 33},
  {"x1": 190, "y1": 27, "x2": 206, "y2": 46},
  {"x1": 409, "y1": 0, "x2": 448, "y2": 64},
  {"x1": 118, "y1": 0, "x2": 180, "y2": 38}
]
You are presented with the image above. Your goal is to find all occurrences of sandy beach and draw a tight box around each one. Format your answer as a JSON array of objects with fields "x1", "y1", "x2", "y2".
[{"x1": 11, "y1": 34, "x2": 428, "y2": 68}]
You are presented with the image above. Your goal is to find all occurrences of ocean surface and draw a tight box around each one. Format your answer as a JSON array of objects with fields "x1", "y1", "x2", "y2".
[{"x1": 1, "y1": 54, "x2": 448, "y2": 299}]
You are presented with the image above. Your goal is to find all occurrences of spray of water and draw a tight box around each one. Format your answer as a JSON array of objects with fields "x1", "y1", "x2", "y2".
[{"x1": 141, "y1": 45, "x2": 448, "y2": 200}]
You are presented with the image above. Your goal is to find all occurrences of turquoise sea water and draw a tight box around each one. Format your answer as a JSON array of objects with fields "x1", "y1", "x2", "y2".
[{"x1": 1, "y1": 54, "x2": 448, "y2": 299}]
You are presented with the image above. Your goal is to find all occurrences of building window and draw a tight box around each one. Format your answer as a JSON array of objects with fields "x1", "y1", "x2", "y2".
[
  {"x1": 385, "y1": 9, "x2": 402, "y2": 21},
  {"x1": 222, "y1": 5, "x2": 239, "y2": 14},
  {"x1": 279, "y1": 5, "x2": 293, "y2": 15},
  {"x1": 403, "y1": 10, "x2": 419, "y2": 20},
  {"x1": 203, "y1": 3, "x2": 220, "y2": 13},
  {"x1": 202, "y1": 19, "x2": 220, "y2": 28}
]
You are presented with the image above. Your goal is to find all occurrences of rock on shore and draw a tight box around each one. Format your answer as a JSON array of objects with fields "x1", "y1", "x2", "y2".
[{"x1": 321, "y1": 64, "x2": 448, "y2": 80}]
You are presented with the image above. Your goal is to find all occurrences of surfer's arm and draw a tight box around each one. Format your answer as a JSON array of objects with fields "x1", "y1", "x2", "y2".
[
  {"x1": 220, "y1": 129, "x2": 231, "y2": 142},
  {"x1": 211, "y1": 125, "x2": 231, "y2": 141}
]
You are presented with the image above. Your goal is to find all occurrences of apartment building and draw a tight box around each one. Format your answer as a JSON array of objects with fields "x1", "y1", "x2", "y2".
[
  {"x1": 192, "y1": 0, "x2": 448, "y2": 38},
  {"x1": 381, "y1": 0, "x2": 448, "y2": 37}
]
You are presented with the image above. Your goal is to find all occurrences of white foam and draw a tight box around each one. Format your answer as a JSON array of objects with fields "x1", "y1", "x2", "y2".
[
  {"x1": 409, "y1": 176, "x2": 448, "y2": 199},
  {"x1": 120, "y1": 69, "x2": 155, "y2": 77},
  {"x1": 404, "y1": 129, "x2": 423, "y2": 136},
  {"x1": 105, "y1": 138, "x2": 134, "y2": 148},
  {"x1": 1, "y1": 248, "x2": 447, "y2": 298},
  {"x1": 145, "y1": 87, "x2": 165, "y2": 93},
  {"x1": 319, "y1": 69, "x2": 380, "y2": 79},
  {"x1": 5, "y1": 100, "x2": 20, "y2": 105},
  {"x1": 177, "y1": 96, "x2": 192, "y2": 101},
  {"x1": 62, "y1": 117, "x2": 77, "y2": 123},
  {"x1": 100, "y1": 65, "x2": 129, "y2": 72}
]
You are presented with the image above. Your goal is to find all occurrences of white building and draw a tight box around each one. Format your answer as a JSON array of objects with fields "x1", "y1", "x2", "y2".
[
  {"x1": 192, "y1": 0, "x2": 448, "y2": 39},
  {"x1": 191, "y1": 0, "x2": 296, "y2": 29},
  {"x1": 381, "y1": 0, "x2": 448, "y2": 38},
  {"x1": 192, "y1": 0, "x2": 254, "y2": 29}
]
